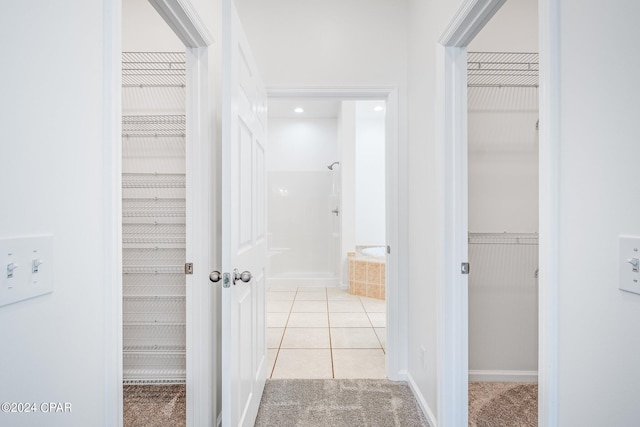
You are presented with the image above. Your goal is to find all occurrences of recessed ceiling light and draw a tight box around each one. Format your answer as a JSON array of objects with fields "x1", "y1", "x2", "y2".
[
  {"x1": 373, "y1": 105, "x2": 384, "y2": 112},
  {"x1": 294, "y1": 107, "x2": 304, "y2": 113}
]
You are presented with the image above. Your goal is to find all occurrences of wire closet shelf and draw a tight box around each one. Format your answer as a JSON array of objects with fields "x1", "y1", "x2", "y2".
[
  {"x1": 122, "y1": 115, "x2": 186, "y2": 138},
  {"x1": 467, "y1": 52, "x2": 539, "y2": 88},
  {"x1": 468, "y1": 232, "x2": 539, "y2": 246},
  {"x1": 122, "y1": 51, "x2": 187, "y2": 385},
  {"x1": 122, "y1": 51, "x2": 186, "y2": 88}
]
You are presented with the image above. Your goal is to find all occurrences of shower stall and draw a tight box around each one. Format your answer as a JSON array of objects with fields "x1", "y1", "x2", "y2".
[
  {"x1": 467, "y1": 52, "x2": 539, "y2": 381},
  {"x1": 266, "y1": 113, "x2": 341, "y2": 287}
]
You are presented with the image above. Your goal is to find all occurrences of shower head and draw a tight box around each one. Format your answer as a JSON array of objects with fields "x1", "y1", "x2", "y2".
[{"x1": 328, "y1": 161, "x2": 340, "y2": 170}]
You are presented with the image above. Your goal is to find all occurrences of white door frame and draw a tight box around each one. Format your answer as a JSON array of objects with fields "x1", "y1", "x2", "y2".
[
  {"x1": 436, "y1": 0, "x2": 559, "y2": 426},
  {"x1": 267, "y1": 86, "x2": 407, "y2": 380},
  {"x1": 103, "y1": 0, "x2": 215, "y2": 425}
]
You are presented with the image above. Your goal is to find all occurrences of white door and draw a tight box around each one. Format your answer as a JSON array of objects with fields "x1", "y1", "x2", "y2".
[{"x1": 220, "y1": 2, "x2": 268, "y2": 426}]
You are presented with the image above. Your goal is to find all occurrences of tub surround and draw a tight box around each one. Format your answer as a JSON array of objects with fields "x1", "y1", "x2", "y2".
[{"x1": 348, "y1": 250, "x2": 386, "y2": 300}]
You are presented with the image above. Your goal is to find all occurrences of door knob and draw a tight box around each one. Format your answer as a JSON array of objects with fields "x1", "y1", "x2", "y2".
[
  {"x1": 209, "y1": 271, "x2": 222, "y2": 283},
  {"x1": 233, "y1": 268, "x2": 252, "y2": 284}
]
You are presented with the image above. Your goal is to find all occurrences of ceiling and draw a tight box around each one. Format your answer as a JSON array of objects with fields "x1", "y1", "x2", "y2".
[
  {"x1": 267, "y1": 98, "x2": 341, "y2": 119},
  {"x1": 267, "y1": 98, "x2": 386, "y2": 120}
]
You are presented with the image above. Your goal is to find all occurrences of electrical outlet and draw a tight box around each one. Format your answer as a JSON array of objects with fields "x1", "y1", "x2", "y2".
[{"x1": 420, "y1": 345, "x2": 427, "y2": 369}]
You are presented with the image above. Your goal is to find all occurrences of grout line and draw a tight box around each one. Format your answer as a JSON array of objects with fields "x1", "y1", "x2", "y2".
[
  {"x1": 269, "y1": 288, "x2": 297, "y2": 379},
  {"x1": 362, "y1": 297, "x2": 385, "y2": 351},
  {"x1": 326, "y1": 287, "x2": 335, "y2": 379}
]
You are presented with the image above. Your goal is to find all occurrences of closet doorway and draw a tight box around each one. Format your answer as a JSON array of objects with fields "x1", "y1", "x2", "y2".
[
  {"x1": 437, "y1": 0, "x2": 553, "y2": 425},
  {"x1": 466, "y1": 52, "x2": 539, "y2": 425},
  {"x1": 120, "y1": 0, "x2": 214, "y2": 425},
  {"x1": 465, "y1": 3, "x2": 539, "y2": 425}
]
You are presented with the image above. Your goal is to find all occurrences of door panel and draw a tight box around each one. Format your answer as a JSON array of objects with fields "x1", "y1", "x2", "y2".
[{"x1": 221, "y1": 2, "x2": 267, "y2": 426}]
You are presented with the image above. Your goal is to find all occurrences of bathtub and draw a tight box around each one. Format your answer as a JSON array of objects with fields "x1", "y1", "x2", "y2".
[
  {"x1": 348, "y1": 246, "x2": 386, "y2": 300},
  {"x1": 360, "y1": 246, "x2": 386, "y2": 258}
]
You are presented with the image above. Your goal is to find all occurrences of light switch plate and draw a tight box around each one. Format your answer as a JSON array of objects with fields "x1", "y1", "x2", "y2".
[
  {"x1": 619, "y1": 235, "x2": 640, "y2": 295},
  {"x1": 0, "y1": 235, "x2": 53, "y2": 307}
]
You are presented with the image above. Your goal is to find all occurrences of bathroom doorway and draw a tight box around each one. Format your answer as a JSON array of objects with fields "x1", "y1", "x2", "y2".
[{"x1": 264, "y1": 96, "x2": 392, "y2": 379}]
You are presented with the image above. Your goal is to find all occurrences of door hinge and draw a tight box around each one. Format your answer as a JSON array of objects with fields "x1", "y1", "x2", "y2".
[
  {"x1": 185, "y1": 263, "x2": 193, "y2": 275},
  {"x1": 386, "y1": 245, "x2": 391, "y2": 254},
  {"x1": 461, "y1": 262, "x2": 470, "y2": 275}
]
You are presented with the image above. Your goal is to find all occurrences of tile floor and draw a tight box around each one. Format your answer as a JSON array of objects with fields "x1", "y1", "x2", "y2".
[{"x1": 266, "y1": 286, "x2": 387, "y2": 379}]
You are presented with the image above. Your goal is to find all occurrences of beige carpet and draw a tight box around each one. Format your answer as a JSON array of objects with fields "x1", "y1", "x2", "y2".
[
  {"x1": 469, "y1": 382, "x2": 537, "y2": 427},
  {"x1": 255, "y1": 379, "x2": 430, "y2": 427},
  {"x1": 123, "y1": 384, "x2": 186, "y2": 427},
  {"x1": 122, "y1": 381, "x2": 536, "y2": 426}
]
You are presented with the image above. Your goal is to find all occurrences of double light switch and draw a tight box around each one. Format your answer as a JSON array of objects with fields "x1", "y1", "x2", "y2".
[
  {"x1": 619, "y1": 236, "x2": 640, "y2": 295},
  {"x1": 0, "y1": 235, "x2": 53, "y2": 307}
]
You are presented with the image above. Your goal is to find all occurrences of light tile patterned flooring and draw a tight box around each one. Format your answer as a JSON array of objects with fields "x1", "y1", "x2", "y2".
[{"x1": 267, "y1": 286, "x2": 387, "y2": 379}]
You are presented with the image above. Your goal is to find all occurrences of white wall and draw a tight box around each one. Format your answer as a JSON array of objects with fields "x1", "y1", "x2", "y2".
[
  {"x1": 468, "y1": 87, "x2": 539, "y2": 232},
  {"x1": 407, "y1": 0, "x2": 640, "y2": 424},
  {"x1": 123, "y1": 0, "x2": 184, "y2": 51},
  {"x1": 355, "y1": 101, "x2": 386, "y2": 246},
  {"x1": 234, "y1": 0, "x2": 408, "y2": 87},
  {"x1": 0, "y1": 1, "x2": 109, "y2": 425},
  {"x1": 406, "y1": 0, "x2": 461, "y2": 419},
  {"x1": 467, "y1": 86, "x2": 539, "y2": 373},
  {"x1": 468, "y1": 0, "x2": 538, "y2": 52},
  {"x1": 267, "y1": 119, "x2": 338, "y2": 173},
  {"x1": 556, "y1": 0, "x2": 640, "y2": 424}
]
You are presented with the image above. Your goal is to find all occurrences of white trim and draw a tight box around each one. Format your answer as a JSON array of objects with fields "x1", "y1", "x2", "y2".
[
  {"x1": 538, "y1": 0, "x2": 560, "y2": 425},
  {"x1": 406, "y1": 372, "x2": 438, "y2": 427},
  {"x1": 469, "y1": 370, "x2": 539, "y2": 383},
  {"x1": 439, "y1": 0, "x2": 507, "y2": 47},
  {"x1": 104, "y1": 0, "x2": 123, "y2": 426},
  {"x1": 435, "y1": 41, "x2": 470, "y2": 427},
  {"x1": 266, "y1": 86, "x2": 406, "y2": 381},
  {"x1": 148, "y1": 0, "x2": 214, "y2": 48},
  {"x1": 185, "y1": 46, "x2": 216, "y2": 426}
]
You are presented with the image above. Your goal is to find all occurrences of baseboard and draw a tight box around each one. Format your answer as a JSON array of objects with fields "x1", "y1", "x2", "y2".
[
  {"x1": 468, "y1": 370, "x2": 538, "y2": 383},
  {"x1": 405, "y1": 371, "x2": 438, "y2": 427}
]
